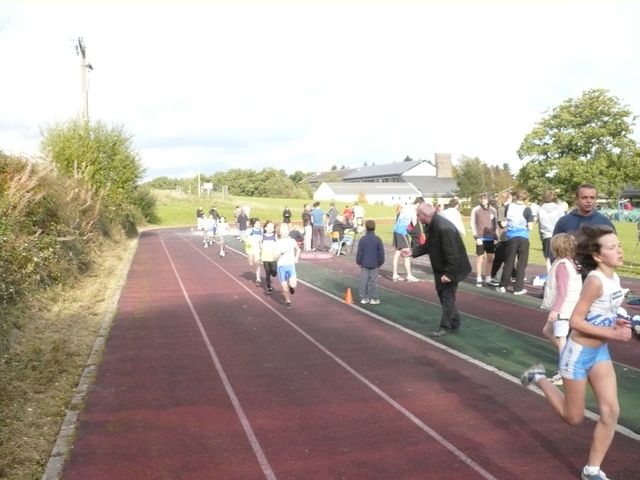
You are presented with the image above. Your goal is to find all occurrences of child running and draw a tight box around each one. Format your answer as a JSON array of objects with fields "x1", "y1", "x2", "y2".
[
  {"x1": 216, "y1": 216, "x2": 228, "y2": 257},
  {"x1": 202, "y1": 214, "x2": 216, "y2": 248},
  {"x1": 245, "y1": 218, "x2": 263, "y2": 286},
  {"x1": 275, "y1": 223, "x2": 300, "y2": 308},
  {"x1": 260, "y1": 220, "x2": 278, "y2": 295},
  {"x1": 521, "y1": 225, "x2": 632, "y2": 480},
  {"x1": 540, "y1": 233, "x2": 581, "y2": 385}
]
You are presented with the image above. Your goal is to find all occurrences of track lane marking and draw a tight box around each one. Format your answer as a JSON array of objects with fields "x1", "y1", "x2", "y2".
[
  {"x1": 170, "y1": 230, "x2": 499, "y2": 480},
  {"x1": 158, "y1": 234, "x2": 277, "y2": 480}
]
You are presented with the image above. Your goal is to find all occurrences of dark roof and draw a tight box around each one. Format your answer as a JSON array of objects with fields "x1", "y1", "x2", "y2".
[
  {"x1": 342, "y1": 160, "x2": 425, "y2": 181},
  {"x1": 303, "y1": 168, "x2": 358, "y2": 184}
]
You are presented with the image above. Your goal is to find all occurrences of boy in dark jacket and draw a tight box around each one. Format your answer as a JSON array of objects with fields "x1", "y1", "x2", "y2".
[{"x1": 356, "y1": 220, "x2": 385, "y2": 305}]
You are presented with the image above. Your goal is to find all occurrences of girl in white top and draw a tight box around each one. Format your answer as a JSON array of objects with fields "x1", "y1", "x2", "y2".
[
  {"x1": 541, "y1": 233, "x2": 581, "y2": 352},
  {"x1": 522, "y1": 225, "x2": 632, "y2": 480},
  {"x1": 275, "y1": 223, "x2": 300, "y2": 308}
]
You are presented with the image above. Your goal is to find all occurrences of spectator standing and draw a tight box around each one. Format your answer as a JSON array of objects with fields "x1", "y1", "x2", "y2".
[
  {"x1": 310, "y1": 201, "x2": 326, "y2": 251},
  {"x1": 553, "y1": 184, "x2": 615, "y2": 236},
  {"x1": 391, "y1": 202, "x2": 420, "y2": 282},
  {"x1": 356, "y1": 220, "x2": 385, "y2": 305},
  {"x1": 537, "y1": 190, "x2": 565, "y2": 270},
  {"x1": 440, "y1": 198, "x2": 465, "y2": 237},
  {"x1": 470, "y1": 193, "x2": 498, "y2": 287},
  {"x1": 282, "y1": 206, "x2": 292, "y2": 224},
  {"x1": 343, "y1": 204, "x2": 354, "y2": 228},
  {"x1": 353, "y1": 202, "x2": 365, "y2": 233},
  {"x1": 497, "y1": 190, "x2": 534, "y2": 295},
  {"x1": 326, "y1": 202, "x2": 339, "y2": 232},
  {"x1": 521, "y1": 225, "x2": 631, "y2": 480},
  {"x1": 489, "y1": 191, "x2": 512, "y2": 285},
  {"x1": 301, "y1": 204, "x2": 312, "y2": 251},
  {"x1": 236, "y1": 208, "x2": 249, "y2": 240},
  {"x1": 401, "y1": 201, "x2": 472, "y2": 337}
]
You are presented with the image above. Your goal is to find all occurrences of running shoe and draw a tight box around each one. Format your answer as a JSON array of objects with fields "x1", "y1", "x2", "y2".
[
  {"x1": 360, "y1": 298, "x2": 370, "y2": 304},
  {"x1": 496, "y1": 286, "x2": 506, "y2": 293},
  {"x1": 475, "y1": 279, "x2": 483, "y2": 287},
  {"x1": 285, "y1": 301, "x2": 292, "y2": 309},
  {"x1": 392, "y1": 275, "x2": 403, "y2": 282},
  {"x1": 513, "y1": 289, "x2": 528, "y2": 295},
  {"x1": 550, "y1": 373, "x2": 563, "y2": 386},
  {"x1": 520, "y1": 363, "x2": 546, "y2": 386},
  {"x1": 369, "y1": 299, "x2": 380, "y2": 305},
  {"x1": 487, "y1": 278, "x2": 501, "y2": 287},
  {"x1": 581, "y1": 468, "x2": 610, "y2": 480}
]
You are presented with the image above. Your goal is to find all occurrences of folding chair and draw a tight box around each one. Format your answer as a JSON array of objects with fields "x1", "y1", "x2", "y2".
[
  {"x1": 341, "y1": 229, "x2": 356, "y2": 254},
  {"x1": 330, "y1": 231, "x2": 343, "y2": 256}
]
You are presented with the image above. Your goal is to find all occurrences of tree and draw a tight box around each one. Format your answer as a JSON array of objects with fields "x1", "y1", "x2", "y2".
[
  {"x1": 453, "y1": 156, "x2": 514, "y2": 200},
  {"x1": 41, "y1": 120, "x2": 145, "y2": 208},
  {"x1": 517, "y1": 88, "x2": 640, "y2": 202}
]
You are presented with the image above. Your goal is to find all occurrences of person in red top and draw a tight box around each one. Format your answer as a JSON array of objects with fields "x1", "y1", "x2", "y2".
[{"x1": 343, "y1": 204, "x2": 353, "y2": 228}]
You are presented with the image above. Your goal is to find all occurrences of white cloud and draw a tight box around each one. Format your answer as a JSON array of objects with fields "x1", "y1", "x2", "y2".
[{"x1": 1, "y1": 1, "x2": 640, "y2": 181}]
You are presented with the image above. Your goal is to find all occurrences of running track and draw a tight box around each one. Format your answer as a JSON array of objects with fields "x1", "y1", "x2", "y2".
[{"x1": 56, "y1": 228, "x2": 639, "y2": 480}]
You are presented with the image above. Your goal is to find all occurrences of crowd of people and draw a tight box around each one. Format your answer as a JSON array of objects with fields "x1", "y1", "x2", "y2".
[{"x1": 194, "y1": 184, "x2": 637, "y2": 479}]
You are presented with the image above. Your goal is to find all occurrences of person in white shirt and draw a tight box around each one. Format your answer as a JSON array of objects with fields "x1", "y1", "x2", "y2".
[{"x1": 440, "y1": 198, "x2": 465, "y2": 237}]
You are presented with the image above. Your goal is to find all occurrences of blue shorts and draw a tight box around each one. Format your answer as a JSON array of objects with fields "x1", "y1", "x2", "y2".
[
  {"x1": 277, "y1": 264, "x2": 295, "y2": 283},
  {"x1": 558, "y1": 337, "x2": 611, "y2": 380}
]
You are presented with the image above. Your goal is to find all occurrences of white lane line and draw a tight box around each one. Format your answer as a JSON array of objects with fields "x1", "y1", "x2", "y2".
[
  {"x1": 174, "y1": 232, "x2": 498, "y2": 480},
  {"x1": 158, "y1": 235, "x2": 277, "y2": 480}
]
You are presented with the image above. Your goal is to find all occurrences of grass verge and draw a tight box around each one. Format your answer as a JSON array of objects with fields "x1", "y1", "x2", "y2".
[{"x1": 0, "y1": 238, "x2": 138, "y2": 480}]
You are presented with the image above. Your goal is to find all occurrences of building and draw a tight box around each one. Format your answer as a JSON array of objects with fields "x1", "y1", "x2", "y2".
[{"x1": 311, "y1": 154, "x2": 458, "y2": 206}]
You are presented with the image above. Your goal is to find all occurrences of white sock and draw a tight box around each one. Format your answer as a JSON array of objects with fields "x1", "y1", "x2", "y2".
[{"x1": 583, "y1": 465, "x2": 600, "y2": 475}]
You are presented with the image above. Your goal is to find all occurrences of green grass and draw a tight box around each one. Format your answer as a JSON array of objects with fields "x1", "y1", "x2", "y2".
[{"x1": 152, "y1": 190, "x2": 640, "y2": 277}]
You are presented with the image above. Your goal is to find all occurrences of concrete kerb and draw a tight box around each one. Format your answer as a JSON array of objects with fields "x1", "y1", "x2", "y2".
[{"x1": 41, "y1": 237, "x2": 139, "y2": 480}]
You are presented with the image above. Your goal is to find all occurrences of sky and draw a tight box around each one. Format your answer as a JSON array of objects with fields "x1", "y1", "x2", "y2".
[{"x1": 1, "y1": 1, "x2": 640, "y2": 182}]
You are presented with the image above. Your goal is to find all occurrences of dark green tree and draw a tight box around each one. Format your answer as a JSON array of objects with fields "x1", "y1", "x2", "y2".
[
  {"x1": 453, "y1": 156, "x2": 514, "y2": 200},
  {"x1": 517, "y1": 88, "x2": 640, "y2": 202}
]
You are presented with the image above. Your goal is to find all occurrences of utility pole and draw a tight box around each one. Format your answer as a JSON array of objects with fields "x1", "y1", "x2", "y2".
[{"x1": 75, "y1": 37, "x2": 93, "y2": 122}]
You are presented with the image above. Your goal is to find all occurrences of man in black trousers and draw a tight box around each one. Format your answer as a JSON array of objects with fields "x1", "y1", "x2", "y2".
[{"x1": 401, "y1": 201, "x2": 471, "y2": 337}]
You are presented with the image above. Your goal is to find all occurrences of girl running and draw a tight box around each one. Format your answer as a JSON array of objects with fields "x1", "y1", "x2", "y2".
[
  {"x1": 261, "y1": 220, "x2": 278, "y2": 295},
  {"x1": 521, "y1": 225, "x2": 632, "y2": 480}
]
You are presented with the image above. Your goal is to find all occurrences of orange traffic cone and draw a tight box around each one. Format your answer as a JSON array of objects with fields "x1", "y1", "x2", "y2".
[{"x1": 344, "y1": 287, "x2": 353, "y2": 304}]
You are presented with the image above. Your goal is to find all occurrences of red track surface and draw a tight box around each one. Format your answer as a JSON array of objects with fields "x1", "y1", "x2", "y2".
[{"x1": 61, "y1": 228, "x2": 639, "y2": 480}]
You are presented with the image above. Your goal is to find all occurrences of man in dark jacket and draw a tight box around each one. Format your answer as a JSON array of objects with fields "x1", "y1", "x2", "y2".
[{"x1": 402, "y1": 201, "x2": 472, "y2": 336}]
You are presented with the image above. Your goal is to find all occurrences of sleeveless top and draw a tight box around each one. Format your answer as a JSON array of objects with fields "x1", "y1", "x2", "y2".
[
  {"x1": 542, "y1": 258, "x2": 581, "y2": 319},
  {"x1": 261, "y1": 232, "x2": 277, "y2": 262},
  {"x1": 585, "y1": 270, "x2": 624, "y2": 327}
]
